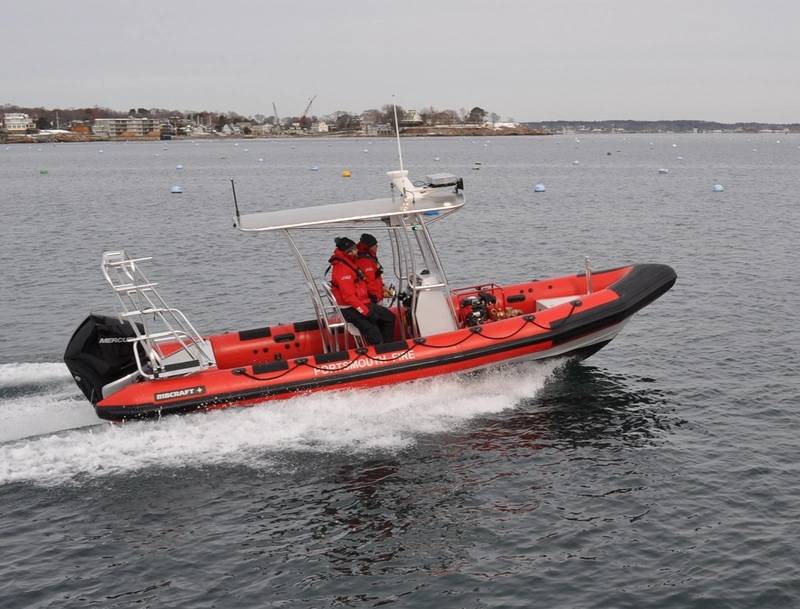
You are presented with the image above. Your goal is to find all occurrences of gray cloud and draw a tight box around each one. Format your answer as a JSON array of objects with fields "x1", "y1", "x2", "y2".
[{"x1": 2, "y1": 0, "x2": 798, "y2": 122}]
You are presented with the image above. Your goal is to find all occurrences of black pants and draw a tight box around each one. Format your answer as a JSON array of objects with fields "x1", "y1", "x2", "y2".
[{"x1": 342, "y1": 304, "x2": 396, "y2": 345}]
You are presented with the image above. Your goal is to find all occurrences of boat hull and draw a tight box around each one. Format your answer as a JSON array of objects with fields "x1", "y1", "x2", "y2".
[{"x1": 80, "y1": 263, "x2": 675, "y2": 421}]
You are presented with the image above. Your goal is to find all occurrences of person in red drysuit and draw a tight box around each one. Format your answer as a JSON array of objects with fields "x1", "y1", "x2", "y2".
[
  {"x1": 356, "y1": 233, "x2": 392, "y2": 304},
  {"x1": 329, "y1": 237, "x2": 395, "y2": 345}
]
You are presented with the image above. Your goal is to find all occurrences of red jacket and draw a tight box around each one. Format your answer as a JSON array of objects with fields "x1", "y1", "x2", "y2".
[
  {"x1": 329, "y1": 249, "x2": 370, "y2": 316},
  {"x1": 356, "y1": 244, "x2": 385, "y2": 302}
]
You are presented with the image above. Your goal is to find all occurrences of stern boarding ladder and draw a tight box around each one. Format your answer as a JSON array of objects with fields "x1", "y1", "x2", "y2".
[{"x1": 102, "y1": 251, "x2": 216, "y2": 379}]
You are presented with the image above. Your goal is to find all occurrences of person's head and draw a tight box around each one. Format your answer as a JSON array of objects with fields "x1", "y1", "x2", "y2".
[
  {"x1": 335, "y1": 237, "x2": 357, "y2": 257},
  {"x1": 359, "y1": 233, "x2": 378, "y2": 254}
]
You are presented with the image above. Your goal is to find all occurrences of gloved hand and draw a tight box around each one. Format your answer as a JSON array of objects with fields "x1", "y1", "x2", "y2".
[{"x1": 383, "y1": 287, "x2": 394, "y2": 299}]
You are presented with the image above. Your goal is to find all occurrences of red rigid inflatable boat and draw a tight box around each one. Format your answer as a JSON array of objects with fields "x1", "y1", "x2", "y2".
[{"x1": 65, "y1": 170, "x2": 676, "y2": 421}]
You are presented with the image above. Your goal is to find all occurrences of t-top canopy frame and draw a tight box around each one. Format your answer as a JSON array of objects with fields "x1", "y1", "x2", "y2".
[
  {"x1": 231, "y1": 175, "x2": 465, "y2": 350},
  {"x1": 235, "y1": 192, "x2": 464, "y2": 232}
]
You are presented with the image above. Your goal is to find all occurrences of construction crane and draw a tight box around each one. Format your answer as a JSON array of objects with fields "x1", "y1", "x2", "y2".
[
  {"x1": 272, "y1": 101, "x2": 281, "y2": 133},
  {"x1": 299, "y1": 94, "x2": 317, "y2": 130}
]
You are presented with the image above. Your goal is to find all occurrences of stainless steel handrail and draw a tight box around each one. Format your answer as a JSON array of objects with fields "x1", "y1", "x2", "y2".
[{"x1": 101, "y1": 250, "x2": 215, "y2": 379}]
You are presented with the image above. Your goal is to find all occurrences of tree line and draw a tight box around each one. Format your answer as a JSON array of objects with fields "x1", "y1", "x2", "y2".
[{"x1": 2, "y1": 102, "x2": 499, "y2": 131}]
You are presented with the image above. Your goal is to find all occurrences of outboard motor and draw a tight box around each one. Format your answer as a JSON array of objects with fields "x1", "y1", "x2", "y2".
[{"x1": 64, "y1": 314, "x2": 143, "y2": 404}]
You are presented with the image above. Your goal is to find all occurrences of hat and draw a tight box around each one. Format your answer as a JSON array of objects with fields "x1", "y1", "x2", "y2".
[
  {"x1": 359, "y1": 233, "x2": 378, "y2": 247},
  {"x1": 335, "y1": 237, "x2": 356, "y2": 251}
]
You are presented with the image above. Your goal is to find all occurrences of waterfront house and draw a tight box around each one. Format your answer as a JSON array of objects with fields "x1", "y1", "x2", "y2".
[
  {"x1": 3, "y1": 113, "x2": 36, "y2": 133},
  {"x1": 69, "y1": 120, "x2": 92, "y2": 134},
  {"x1": 220, "y1": 123, "x2": 241, "y2": 135},
  {"x1": 363, "y1": 123, "x2": 393, "y2": 136},
  {"x1": 401, "y1": 110, "x2": 424, "y2": 126},
  {"x1": 93, "y1": 117, "x2": 162, "y2": 139}
]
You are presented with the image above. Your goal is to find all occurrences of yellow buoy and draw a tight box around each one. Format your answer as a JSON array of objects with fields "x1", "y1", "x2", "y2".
[{"x1": 341, "y1": 169, "x2": 351, "y2": 177}]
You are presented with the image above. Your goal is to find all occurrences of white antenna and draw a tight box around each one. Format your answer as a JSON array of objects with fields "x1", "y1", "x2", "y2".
[{"x1": 392, "y1": 95, "x2": 404, "y2": 175}]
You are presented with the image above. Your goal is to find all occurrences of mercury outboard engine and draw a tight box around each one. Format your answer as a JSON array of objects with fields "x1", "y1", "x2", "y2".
[{"x1": 64, "y1": 314, "x2": 143, "y2": 404}]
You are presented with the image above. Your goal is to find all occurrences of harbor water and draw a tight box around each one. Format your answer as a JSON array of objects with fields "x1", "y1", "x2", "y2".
[{"x1": 1, "y1": 134, "x2": 798, "y2": 608}]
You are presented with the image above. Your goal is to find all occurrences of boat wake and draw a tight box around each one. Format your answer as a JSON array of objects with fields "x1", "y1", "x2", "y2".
[
  {"x1": 0, "y1": 363, "x2": 101, "y2": 444},
  {"x1": 0, "y1": 361, "x2": 76, "y2": 395},
  {"x1": 0, "y1": 360, "x2": 563, "y2": 486}
]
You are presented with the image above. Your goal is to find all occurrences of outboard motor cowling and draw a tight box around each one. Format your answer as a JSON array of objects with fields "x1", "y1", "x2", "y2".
[{"x1": 64, "y1": 314, "x2": 143, "y2": 404}]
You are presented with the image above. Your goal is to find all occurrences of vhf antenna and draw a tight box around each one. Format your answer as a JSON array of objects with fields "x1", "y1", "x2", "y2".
[
  {"x1": 230, "y1": 178, "x2": 241, "y2": 227},
  {"x1": 392, "y1": 95, "x2": 404, "y2": 178}
]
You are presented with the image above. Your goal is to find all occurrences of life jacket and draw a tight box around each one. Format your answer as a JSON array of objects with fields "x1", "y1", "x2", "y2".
[
  {"x1": 328, "y1": 248, "x2": 370, "y2": 313},
  {"x1": 356, "y1": 244, "x2": 385, "y2": 302}
]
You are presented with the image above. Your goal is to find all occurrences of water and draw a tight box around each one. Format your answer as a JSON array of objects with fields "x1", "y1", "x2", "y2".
[{"x1": 1, "y1": 135, "x2": 799, "y2": 607}]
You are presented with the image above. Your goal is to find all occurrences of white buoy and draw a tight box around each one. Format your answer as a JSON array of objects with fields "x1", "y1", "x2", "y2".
[
  {"x1": 234, "y1": 143, "x2": 239, "y2": 147},
  {"x1": 658, "y1": 168, "x2": 669, "y2": 174},
  {"x1": 672, "y1": 143, "x2": 677, "y2": 148},
  {"x1": 258, "y1": 158, "x2": 264, "y2": 162},
  {"x1": 363, "y1": 149, "x2": 369, "y2": 153},
  {"x1": 98, "y1": 149, "x2": 103, "y2": 153},
  {"x1": 243, "y1": 148, "x2": 249, "y2": 152},
  {"x1": 176, "y1": 164, "x2": 183, "y2": 170},
  {"x1": 677, "y1": 156, "x2": 684, "y2": 160},
  {"x1": 170, "y1": 185, "x2": 183, "y2": 194},
  {"x1": 310, "y1": 166, "x2": 319, "y2": 171},
  {"x1": 573, "y1": 160, "x2": 580, "y2": 165},
  {"x1": 534, "y1": 183, "x2": 546, "y2": 192},
  {"x1": 713, "y1": 184, "x2": 724, "y2": 192},
  {"x1": 434, "y1": 157, "x2": 440, "y2": 161}
]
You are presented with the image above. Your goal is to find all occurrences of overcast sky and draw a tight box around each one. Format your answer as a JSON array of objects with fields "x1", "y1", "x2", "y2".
[{"x1": 2, "y1": 0, "x2": 798, "y2": 122}]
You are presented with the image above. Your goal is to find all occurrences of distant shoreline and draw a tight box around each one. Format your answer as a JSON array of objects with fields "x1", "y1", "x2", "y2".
[
  {"x1": 2, "y1": 128, "x2": 797, "y2": 145},
  {"x1": 2, "y1": 128, "x2": 550, "y2": 144}
]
